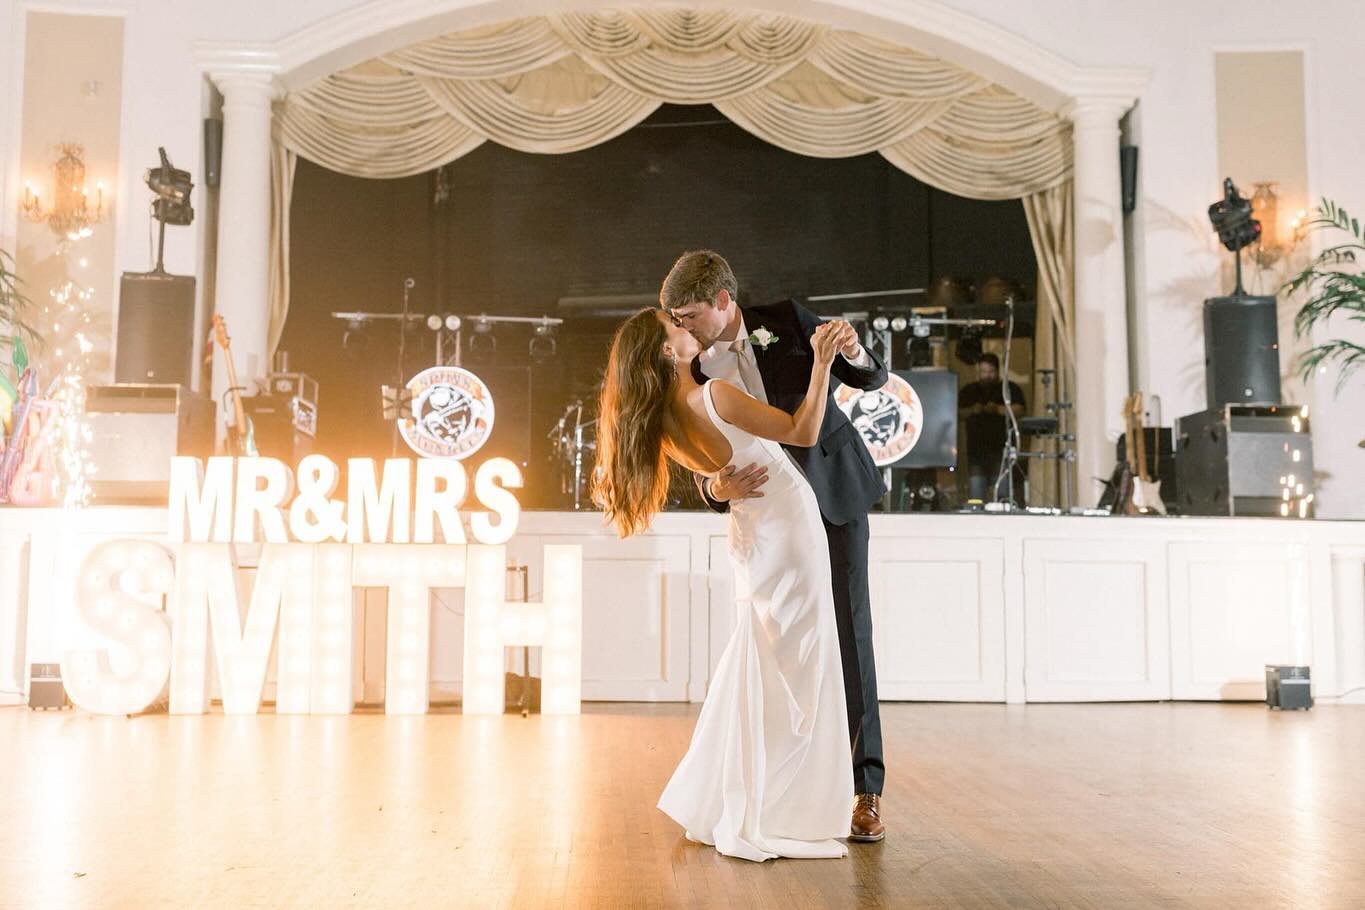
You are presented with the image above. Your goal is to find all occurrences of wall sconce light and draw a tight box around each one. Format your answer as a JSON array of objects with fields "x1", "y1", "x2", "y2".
[
  {"x1": 22, "y1": 144, "x2": 105, "y2": 241},
  {"x1": 1250, "y1": 181, "x2": 1305, "y2": 268}
]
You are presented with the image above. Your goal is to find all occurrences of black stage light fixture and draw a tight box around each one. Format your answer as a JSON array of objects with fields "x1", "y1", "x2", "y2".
[
  {"x1": 954, "y1": 325, "x2": 983, "y2": 365},
  {"x1": 1208, "y1": 177, "x2": 1261, "y2": 253},
  {"x1": 468, "y1": 317, "x2": 497, "y2": 359},
  {"x1": 145, "y1": 146, "x2": 194, "y2": 227},
  {"x1": 529, "y1": 319, "x2": 557, "y2": 363}
]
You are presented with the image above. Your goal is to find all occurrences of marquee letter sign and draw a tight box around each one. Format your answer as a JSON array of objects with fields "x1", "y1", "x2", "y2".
[{"x1": 61, "y1": 456, "x2": 580, "y2": 717}]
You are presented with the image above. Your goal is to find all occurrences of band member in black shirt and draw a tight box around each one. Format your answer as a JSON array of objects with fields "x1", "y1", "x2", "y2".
[{"x1": 958, "y1": 353, "x2": 1026, "y2": 503}]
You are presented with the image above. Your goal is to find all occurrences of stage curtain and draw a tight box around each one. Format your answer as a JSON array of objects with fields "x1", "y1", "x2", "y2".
[
  {"x1": 266, "y1": 9, "x2": 1076, "y2": 364},
  {"x1": 1022, "y1": 181, "x2": 1077, "y2": 505}
]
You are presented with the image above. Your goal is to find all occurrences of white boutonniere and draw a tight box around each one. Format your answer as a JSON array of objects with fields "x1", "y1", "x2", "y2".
[{"x1": 748, "y1": 327, "x2": 778, "y2": 351}]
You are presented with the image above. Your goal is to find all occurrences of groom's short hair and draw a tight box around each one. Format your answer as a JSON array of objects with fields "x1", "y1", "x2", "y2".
[{"x1": 660, "y1": 250, "x2": 738, "y2": 312}]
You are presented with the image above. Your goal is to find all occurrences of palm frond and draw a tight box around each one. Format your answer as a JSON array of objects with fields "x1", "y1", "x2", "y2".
[{"x1": 1297, "y1": 339, "x2": 1365, "y2": 390}]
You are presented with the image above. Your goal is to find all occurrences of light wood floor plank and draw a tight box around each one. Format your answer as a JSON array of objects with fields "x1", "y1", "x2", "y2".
[{"x1": 1, "y1": 702, "x2": 1362, "y2": 908}]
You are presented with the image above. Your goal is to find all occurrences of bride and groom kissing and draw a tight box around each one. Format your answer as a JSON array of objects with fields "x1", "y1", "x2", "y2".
[{"x1": 592, "y1": 250, "x2": 889, "y2": 862}]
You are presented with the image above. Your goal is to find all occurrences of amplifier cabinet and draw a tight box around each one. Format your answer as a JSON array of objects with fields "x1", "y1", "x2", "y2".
[
  {"x1": 1175, "y1": 405, "x2": 1312, "y2": 517},
  {"x1": 85, "y1": 384, "x2": 216, "y2": 504}
]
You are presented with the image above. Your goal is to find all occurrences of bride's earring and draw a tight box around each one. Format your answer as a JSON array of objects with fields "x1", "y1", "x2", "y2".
[{"x1": 664, "y1": 346, "x2": 678, "y2": 366}]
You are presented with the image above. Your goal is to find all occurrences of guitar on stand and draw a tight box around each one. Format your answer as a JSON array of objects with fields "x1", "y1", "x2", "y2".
[
  {"x1": 211, "y1": 314, "x2": 258, "y2": 457},
  {"x1": 1130, "y1": 392, "x2": 1166, "y2": 515},
  {"x1": 1103, "y1": 393, "x2": 1138, "y2": 515}
]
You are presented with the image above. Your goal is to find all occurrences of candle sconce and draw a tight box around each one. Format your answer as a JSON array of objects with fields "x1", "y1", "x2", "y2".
[{"x1": 22, "y1": 144, "x2": 105, "y2": 241}]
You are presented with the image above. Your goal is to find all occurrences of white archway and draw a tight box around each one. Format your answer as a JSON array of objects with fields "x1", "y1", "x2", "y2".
[{"x1": 194, "y1": 0, "x2": 1148, "y2": 505}]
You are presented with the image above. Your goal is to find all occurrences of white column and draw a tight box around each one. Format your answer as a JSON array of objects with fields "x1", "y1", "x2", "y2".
[
  {"x1": 1066, "y1": 97, "x2": 1131, "y2": 506},
  {"x1": 209, "y1": 71, "x2": 276, "y2": 412}
]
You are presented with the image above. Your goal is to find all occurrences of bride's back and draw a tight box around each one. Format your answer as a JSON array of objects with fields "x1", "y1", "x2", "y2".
[{"x1": 662, "y1": 384, "x2": 734, "y2": 476}]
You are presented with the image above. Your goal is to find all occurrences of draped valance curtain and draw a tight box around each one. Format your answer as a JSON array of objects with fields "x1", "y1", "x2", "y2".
[{"x1": 268, "y1": 9, "x2": 1077, "y2": 496}]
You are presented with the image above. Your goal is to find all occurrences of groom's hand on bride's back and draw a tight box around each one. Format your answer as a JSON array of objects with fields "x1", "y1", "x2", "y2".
[{"x1": 710, "y1": 463, "x2": 769, "y2": 502}]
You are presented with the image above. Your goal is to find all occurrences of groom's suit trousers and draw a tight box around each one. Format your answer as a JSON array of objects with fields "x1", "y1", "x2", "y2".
[{"x1": 823, "y1": 512, "x2": 884, "y2": 796}]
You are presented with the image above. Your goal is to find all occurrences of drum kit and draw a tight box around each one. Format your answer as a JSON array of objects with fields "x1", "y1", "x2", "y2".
[{"x1": 547, "y1": 396, "x2": 598, "y2": 510}]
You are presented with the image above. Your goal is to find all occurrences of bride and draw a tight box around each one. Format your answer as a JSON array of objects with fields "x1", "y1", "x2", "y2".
[{"x1": 593, "y1": 308, "x2": 854, "y2": 862}]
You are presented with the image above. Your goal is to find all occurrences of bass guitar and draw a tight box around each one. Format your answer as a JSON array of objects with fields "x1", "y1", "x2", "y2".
[
  {"x1": 1130, "y1": 392, "x2": 1166, "y2": 515},
  {"x1": 211, "y1": 314, "x2": 258, "y2": 457}
]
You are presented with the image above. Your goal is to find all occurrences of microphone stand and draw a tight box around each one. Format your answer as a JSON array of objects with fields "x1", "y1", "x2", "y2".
[
  {"x1": 392, "y1": 277, "x2": 414, "y2": 458},
  {"x1": 992, "y1": 296, "x2": 1024, "y2": 509}
]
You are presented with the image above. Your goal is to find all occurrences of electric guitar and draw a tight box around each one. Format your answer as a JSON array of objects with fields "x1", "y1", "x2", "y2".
[
  {"x1": 1099, "y1": 393, "x2": 1138, "y2": 515},
  {"x1": 211, "y1": 314, "x2": 258, "y2": 457},
  {"x1": 1130, "y1": 392, "x2": 1166, "y2": 515}
]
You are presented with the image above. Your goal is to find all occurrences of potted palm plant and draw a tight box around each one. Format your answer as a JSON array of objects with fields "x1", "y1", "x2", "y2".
[
  {"x1": 1285, "y1": 200, "x2": 1365, "y2": 447},
  {"x1": 1286, "y1": 201, "x2": 1365, "y2": 385}
]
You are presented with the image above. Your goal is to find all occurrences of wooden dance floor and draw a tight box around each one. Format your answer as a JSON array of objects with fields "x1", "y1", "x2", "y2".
[{"x1": 2, "y1": 702, "x2": 1363, "y2": 908}]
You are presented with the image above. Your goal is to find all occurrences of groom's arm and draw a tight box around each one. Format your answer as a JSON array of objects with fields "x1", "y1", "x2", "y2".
[{"x1": 789, "y1": 300, "x2": 888, "y2": 391}]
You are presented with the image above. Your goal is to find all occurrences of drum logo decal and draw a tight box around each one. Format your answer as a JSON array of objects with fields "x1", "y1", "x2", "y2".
[
  {"x1": 398, "y1": 366, "x2": 495, "y2": 460},
  {"x1": 834, "y1": 374, "x2": 923, "y2": 467}
]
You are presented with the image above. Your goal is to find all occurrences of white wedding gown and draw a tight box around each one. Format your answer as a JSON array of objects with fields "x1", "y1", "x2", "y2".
[{"x1": 657, "y1": 380, "x2": 854, "y2": 862}]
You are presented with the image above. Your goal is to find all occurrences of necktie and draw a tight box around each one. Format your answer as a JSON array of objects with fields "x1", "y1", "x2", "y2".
[{"x1": 728, "y1": 337, "x2": 765, "y2": 402}]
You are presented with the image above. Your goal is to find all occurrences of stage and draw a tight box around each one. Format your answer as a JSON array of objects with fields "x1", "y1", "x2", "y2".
[
  {"x1": 2, "y1": 506, "x2": 1364, "y2": 709},
  {"x1": 2, "y1": 701, "x2": 1362, "y2": 907}
]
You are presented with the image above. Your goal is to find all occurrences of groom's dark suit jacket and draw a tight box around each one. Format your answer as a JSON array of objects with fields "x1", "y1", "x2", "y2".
[{"x1": 692, "y1": 299, "x2": 888, "y2": 525}]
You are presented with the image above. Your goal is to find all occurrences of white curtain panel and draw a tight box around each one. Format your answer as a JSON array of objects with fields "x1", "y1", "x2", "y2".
[{"x1": 268, "y1": 9, "x2": 1076, "y2": 360}]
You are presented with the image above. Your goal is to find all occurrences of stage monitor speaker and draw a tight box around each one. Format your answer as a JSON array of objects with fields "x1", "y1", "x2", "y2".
[
  {"x1": 1120, "y1": 145, "x2": 1138, "y2": 214},
  {"x1": 115, "y1": 272, "x2": 197, "y2": 386},
  {"x1": 85, "y1": 383, "x2": 216, "y2": 504},
  {"x1": 204, "y1": 118, "x2": 223, "y2": 188},
  {"x1": 1204, "y1": 295, "x2": 1280, "y2": 411},
  {"x1": 1174, "y1": 405, "x2": 1311, "y2": 517}
]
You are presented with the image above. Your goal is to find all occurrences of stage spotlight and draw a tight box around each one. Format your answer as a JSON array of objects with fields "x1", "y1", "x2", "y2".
[
  {"x1": 871, "y1": 316, "x2": 890, "y2": 332},
  {"x1": 911, "y1": 317, "x2": 932, "y2": 338},
  {"x1": 529, "y1": 320, "x2": 558, "y2": 363},
  {"x1": 144, "y1": 147, "x2": 193, "y2": 227},
  {"x1": 468, "y1": 318, "x2": 496, "y2": 358},
  {"x1": 1208, "y1": 178, "x2": 1262, "y2": 253},
  {"x1": 425, "y1": 314, "x2": 442, "y2": 331},
  {"x1": 445, "y1": 314, "x2": 462, "y2": 332},
  {"x1": 955, "y1": 326, "x2": 983, "y2": 364},
  {"x1": 906, "y1": 336, "x2": 933, "y2": 367},
  {"x1": 890, "y1": 316, "x2": 908, "y2": 332},
  {"x1": 341, "y1": 319, "x2": 368, "y2": 356}
]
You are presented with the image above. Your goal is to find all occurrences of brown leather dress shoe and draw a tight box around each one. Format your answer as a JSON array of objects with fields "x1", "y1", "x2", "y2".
[{"x1": 849, "y1": 793, "x2": 885, "y2": 842}]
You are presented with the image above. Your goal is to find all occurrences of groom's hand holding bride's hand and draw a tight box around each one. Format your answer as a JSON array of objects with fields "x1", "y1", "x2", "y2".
[
  {"x1": 710, "y1": 463, "x2": 769, "y2": 502},
  {"x1": 823, "y1": 319, "x2": 861, "y2": 360}
]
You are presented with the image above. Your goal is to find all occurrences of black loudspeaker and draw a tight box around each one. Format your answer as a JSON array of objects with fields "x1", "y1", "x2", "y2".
[
  {"x1": 242, "y1": 395, "x2": 314, "y2": 463},
  {"x1": 1203, "y1": 295, "x2": 1281, "y2": 410},
  {"x1": 204, "y1": 118, "x2": 223, "y2": 188},
  {"x1": 1120, "y1": 145, "x2": 1138, "y2": 214},
  {"x1": 472, "y1": 366, "x2": 533, "y2": 469},
  {"x1": 115, "y1": 272, "x2": 197, "y2": 386},
  {"x1": 1175, "y1": 405, "x2": 1311, "y2": 517},
  {"x1": 28, "y1": 663, "x2": 68, "y2": 709}
]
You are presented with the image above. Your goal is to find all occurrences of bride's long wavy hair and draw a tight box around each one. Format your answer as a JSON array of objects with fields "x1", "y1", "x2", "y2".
[{"x1": 592, "y1": 309, "x2": 676, "y2": 538}]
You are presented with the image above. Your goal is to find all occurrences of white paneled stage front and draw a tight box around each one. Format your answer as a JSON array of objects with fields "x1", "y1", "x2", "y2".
[{"x1": 2, "y1": 507, "x2": 1363, "y2": 708}]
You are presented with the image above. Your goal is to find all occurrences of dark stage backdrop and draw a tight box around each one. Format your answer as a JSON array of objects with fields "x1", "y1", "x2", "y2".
[{"x1": 282, "y1": 104, "x2": 1037, "y2": 505}]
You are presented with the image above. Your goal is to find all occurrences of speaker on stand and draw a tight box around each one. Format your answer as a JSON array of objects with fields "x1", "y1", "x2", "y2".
[
  {"x1": 115, "y1": 272, "x2": 197, "y2": 385},
  {"x1": 1203, "y1": 294, "x2": 1281, "y2": 410}
]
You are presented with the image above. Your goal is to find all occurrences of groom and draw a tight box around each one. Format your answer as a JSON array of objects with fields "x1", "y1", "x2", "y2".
[{"x1": 661, "y1": 250, "x2": 889, "y2": 843}]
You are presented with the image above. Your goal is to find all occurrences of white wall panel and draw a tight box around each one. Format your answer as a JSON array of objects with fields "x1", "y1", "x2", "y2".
[{"x1": 1023, "y1": 538, "x2": 1170, "y2": 701}]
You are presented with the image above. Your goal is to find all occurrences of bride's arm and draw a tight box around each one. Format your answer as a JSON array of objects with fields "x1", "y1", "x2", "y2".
[{"x1": 711, "y1": 322, "x2": 843, "y2": 446}]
